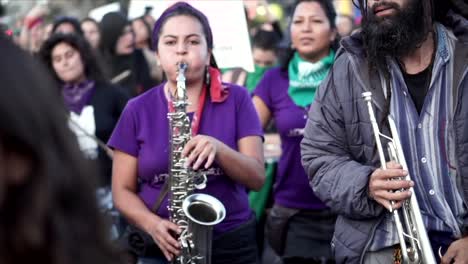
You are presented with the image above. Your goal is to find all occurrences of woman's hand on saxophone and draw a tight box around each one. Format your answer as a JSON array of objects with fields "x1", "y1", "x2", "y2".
[
  {"x1": 368, "y1": 161, "x2": 414, "y2": 212},
  {"x1": 183, "y1": 135, "x2": 220, "y2": 170},
  {"x1": 145, "y1": 215, "x2": 182, "y2": 261}
]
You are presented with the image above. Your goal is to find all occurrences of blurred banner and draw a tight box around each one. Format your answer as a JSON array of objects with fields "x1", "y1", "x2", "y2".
[
  {"x1": 334, "y1": 0, "x2": 353, "y2": 16},
  {"x1": 89, "y1": 2, "x2": 120, "y2": 21},
  {"x1": 128, "y1": 0, "x2": 254, "y2": 72}
]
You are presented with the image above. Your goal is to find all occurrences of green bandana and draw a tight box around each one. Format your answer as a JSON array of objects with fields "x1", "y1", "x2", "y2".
[
  {"x1": 246, "y1": 64, "x2": 272, "y2": 93},
  {"x1": 288, "y1": 50, "x2": 335, "y2": 107}
]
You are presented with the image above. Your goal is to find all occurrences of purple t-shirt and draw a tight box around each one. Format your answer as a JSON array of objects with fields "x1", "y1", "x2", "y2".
[
  {"x1": 253, "y1": 67, "x2": 327, "y2": 210},
  {"x1": 108, "y1": 82, "x2": 263, "y2": 236}
]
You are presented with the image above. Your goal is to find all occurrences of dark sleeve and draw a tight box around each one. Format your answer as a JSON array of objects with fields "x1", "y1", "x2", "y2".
[
  {"x1": 300, "y1": 55, "x2": 384, "y2": 219},
  {"x1": 110, "y1": 84, "x2": 129, "y2": 119},
  {"x1": 134, "y1": 49, "x2": 155, "y2": 92}
]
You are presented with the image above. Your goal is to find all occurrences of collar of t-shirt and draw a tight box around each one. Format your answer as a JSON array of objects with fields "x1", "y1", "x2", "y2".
[{"x1": 401, "y1": 66, "x2": 432, "y2": 114}]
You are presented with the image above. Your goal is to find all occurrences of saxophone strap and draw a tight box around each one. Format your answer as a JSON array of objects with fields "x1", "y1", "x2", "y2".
[{"x1": 152, "y1": 179, "x2": 170, "y2": 213}]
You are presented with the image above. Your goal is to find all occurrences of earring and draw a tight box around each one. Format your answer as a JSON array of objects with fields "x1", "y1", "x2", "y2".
[{"x1": 205, "y1": 66, "x2": 210, "y2": 86}]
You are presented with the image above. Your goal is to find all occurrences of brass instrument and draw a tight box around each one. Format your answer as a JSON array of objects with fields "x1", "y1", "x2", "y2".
[
  {"x1": 362, "y1": 92, "x2": 436, "y2": 264},
  {"x1": 168, "y1": 62, "x2": 226, "y2": 264}
]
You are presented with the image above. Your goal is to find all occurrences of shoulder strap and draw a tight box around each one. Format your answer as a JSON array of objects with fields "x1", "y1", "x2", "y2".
[{"x1": 151, "y1": 179, "x2": 169, "y2": 213}]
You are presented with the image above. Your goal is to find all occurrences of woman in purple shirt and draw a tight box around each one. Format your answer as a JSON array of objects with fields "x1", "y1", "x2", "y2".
[
  {"x1": 108, "y1": 2, "x2": 265, "y2": 264},
  {"x1": 253, "y1": 0, "x2": 338, "y2": 263}
]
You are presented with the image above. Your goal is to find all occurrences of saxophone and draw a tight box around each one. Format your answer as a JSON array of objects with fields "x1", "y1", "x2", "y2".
[{"x1": 167, "y1": 62, "x2": 226, "y2": 264}]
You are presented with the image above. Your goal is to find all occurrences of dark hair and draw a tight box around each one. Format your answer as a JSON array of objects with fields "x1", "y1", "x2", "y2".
[
  {"x1": 81, "y1": 17, "x2": 100, "y2": 32},
  {"x1": 152, "y1": 2, "x2": 218, "y2": 68},
  {"x1": 280, "y1": 0, "x2": 338, "y2": 70},
  {"x1": 39, "y1": 33, "x2": 107, "y2": 85},
  {"x1": 0, "y1": 34, "x2": 120, "y2": 264},
  {"x1": 252, "y1": 29, "x2": 281, "y2": 52},
  {"x1": 99, "y1": 12, "x2": 129, "y2": 56},
  {"x1": 52, "y1": 16, "x2": 84, "y2": 36},
  {"x1": 132, "y1": 16, "x2": 153, "y2": 50}
]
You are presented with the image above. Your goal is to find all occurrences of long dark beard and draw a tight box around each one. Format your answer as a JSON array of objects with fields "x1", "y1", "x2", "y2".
[{"x1": 361, "y1": 0, "x2": 430, "y2": 73}]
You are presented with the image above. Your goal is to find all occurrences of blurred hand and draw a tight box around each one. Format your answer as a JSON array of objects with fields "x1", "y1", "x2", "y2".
[
  {"x1": 182, "y1": 135, "x2": 220, "y2": 170},
  {"x1": 25, "y1": 5, "x2": 48, "y2": 20},
  {"x1": 441, "y1": 237, "x2": 468, "y2": 264},
  {"x1": 368, "y1": 161, "x2": 414, "y2": 211},
  {"x1": 146, "y1": 216, "x2": 181, "y2": 261}
]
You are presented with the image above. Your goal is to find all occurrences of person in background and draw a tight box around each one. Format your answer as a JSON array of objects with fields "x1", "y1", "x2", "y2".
[
  {"x1": 300, "y1": 0, "x2": 468, "y2": 263},
  {"x1": 253, "y1": 0, "x2": 338, "y2": 263},
  {"x1": 99, "y1": 12, "x2": 154, "y2": 98},
  {"x1": 18, "y1": 5, "x2": 48, "y2": 54},
  {"x1": 132, "y1": 17, "x2": 164, "y2": 85},
  {"x1": 108, "y1": 2, "x2": 265, "y2": 264},
  {"x1": 336, "y1": 14, "x2": 355, "y2": 37},
  {"x1": 51, "y1": 16, "x2": 84, "y2": 36},
  {"x1": 0, "y1": 33, "x2": 121, "y2": 264},
  {"x1": 222, "y1": 29, "x2": 280, "y2": 94},
  {"x1": 81, "y1": 17, "x2": 101, "y2": 50},
  {"x1": 39, "y1": 34, "x2": 127, "y2": 239}
]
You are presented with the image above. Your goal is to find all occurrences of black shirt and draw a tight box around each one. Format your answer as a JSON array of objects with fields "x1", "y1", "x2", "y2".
[
  {"x1": 402, "y1": 66, "x2": 432, "y2": 114},
  {"x1": 89, "y1": 82, "x2": 127, "y2": 186}
]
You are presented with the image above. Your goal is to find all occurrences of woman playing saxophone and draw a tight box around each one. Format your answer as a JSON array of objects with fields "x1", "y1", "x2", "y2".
[{"x1": 108, "y1": 2, "x2": 265, "y2": 264}]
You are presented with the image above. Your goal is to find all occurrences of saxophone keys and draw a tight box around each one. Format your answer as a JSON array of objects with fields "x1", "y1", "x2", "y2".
[{"x1": 194, "y1": 174, "x2": 207, "y2": 190}]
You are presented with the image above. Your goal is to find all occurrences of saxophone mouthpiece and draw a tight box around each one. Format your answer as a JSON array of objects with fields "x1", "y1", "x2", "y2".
[{"x1": 177, "y1": 62, "x2": 188, "y2": 72}]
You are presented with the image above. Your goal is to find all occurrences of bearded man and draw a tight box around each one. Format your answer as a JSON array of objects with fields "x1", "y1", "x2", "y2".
[{"x1": 300, "y1": 0, "x2": 468, "y2": 263}]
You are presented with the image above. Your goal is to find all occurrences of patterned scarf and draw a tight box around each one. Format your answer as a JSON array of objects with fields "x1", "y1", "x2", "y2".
[
  {"x1": 288, "y1": 50, "x2": 334, "y2": 107},
  {"x1": 62, "y1": 80, "x2": 95, "y2": 115}
]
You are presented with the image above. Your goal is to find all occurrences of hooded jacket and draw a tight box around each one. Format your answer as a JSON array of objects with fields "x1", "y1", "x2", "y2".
[{"x1": 301, "y1": 12, "x2": 468, "y2": 263}]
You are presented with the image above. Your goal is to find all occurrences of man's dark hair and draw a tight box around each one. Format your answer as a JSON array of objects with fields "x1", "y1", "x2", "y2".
[{"x1": 39, "y1": 33, "x2": 107, "y2": 85}]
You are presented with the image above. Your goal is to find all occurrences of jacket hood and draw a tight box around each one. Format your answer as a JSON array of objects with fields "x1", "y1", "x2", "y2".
[{"x1": 443, "y1": 10, "x2": 468, "y2": 42}]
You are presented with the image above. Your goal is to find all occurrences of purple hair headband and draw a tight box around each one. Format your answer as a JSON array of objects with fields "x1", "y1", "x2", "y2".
[{"x1": 151, "y1": 2, "x2": 214, "y2": 51}]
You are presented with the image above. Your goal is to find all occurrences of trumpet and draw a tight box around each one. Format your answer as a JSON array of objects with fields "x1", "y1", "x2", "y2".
[{"x1": 362, "y1": 92, "x2": 436, "y2": 264}]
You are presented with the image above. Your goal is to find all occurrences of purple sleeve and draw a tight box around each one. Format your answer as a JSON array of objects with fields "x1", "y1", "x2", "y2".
[
  {"x1": 252, "y1": 70, "x2": 273, "y2": 109},
  {"x1": 107, "y1": 101, "x2": 139, "y2": 157},
  {"x1": 236, "y1": 87, "x2": 263, "y2": 140}
]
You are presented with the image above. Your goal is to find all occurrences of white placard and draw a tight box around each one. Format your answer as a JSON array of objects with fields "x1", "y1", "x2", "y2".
[
  {"x1": 89, "y1": 2, "x2": 121, "y2": 22},
  {"x1": 128, "y1": 0, "x2": 254, "y2": 72}
]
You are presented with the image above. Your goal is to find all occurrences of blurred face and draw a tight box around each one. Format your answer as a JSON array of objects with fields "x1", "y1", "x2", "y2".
[
  {"x1": 51, "y1": 42, "x2": 85, "y2": 83},
  {"x1": 132, "y1": 19, "x2": 149, "y2": 49},
  {"x1": 336, "y1": 15, "x2": 354, "y2": 37},
  {"x1": 156, "y1": 15, "x2": 210, "y2": 85},
  {"x1": 252, "y1": 47, "x2": 277, "y2": 67},
  {"x1": 290, "y1": 1, "x2": 336, "y2": 62},
  {"x1": 81, "y1": 21, "x2": 100, "y2": 49},
  {"x1": 115, "y1": 25, "x2": 134, "y2": 55},
  {"x1": 55, "y1": 22, "x2": 76, "y2": 35}
]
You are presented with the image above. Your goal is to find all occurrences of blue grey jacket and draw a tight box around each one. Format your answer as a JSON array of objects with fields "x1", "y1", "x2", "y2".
[{"x1": 301, "y1": 13, "x2": 468, "y2": 264}]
